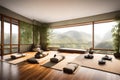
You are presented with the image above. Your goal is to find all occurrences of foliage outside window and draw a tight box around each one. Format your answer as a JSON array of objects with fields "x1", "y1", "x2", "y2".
[
  {"x1": 20, "y1": 21, "x2": 33, "y2": 44},
  {"x1": 33, "y1": 25, "x2": 40, "y2": 45}
]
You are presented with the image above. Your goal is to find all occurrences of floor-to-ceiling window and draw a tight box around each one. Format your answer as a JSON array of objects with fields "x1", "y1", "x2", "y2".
[
  {"x1": 49, "y1": 24, "x2": 92, "y2": 49},
  {"x1": 94, "y1": 21, "x2": 116, "y2": 50},
  {"x1": 4, "y1": 18, "x2": 10, "y2": 54},
  {"x1": 11, "y1": 20, "x2": 19, "y2": 53},
  {"x1": 49, "y1": 20, "x2": 116, "y2": 53},
  {"x1": 1, "y1": 15, "x2": 19, "y2": 55}
]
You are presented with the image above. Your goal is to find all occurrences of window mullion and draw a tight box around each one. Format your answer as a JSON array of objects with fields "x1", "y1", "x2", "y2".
[
  {"x1": 92, "y1": 21, "x2": 94, "y2": 49},
  {"x1": 10, "y1": 18, "x2": 12, "y2": 54}
]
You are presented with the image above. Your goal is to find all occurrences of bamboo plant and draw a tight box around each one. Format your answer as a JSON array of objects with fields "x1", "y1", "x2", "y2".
[
  {"x1": 40, "y1": 23, "x2": 50, "y2": 50},
  {"x1": 112, "y1": 15, "x2": 120, "y2": 58}
]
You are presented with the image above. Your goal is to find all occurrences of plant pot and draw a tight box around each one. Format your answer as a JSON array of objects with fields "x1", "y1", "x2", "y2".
[{"x1": 114, "y1": 53, "x2": 120, "y2": 58}]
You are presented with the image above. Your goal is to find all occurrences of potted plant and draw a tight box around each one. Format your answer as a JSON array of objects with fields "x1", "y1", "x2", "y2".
[{"x1": 112, "y1": 15, "x2": 120, "y2": 58}]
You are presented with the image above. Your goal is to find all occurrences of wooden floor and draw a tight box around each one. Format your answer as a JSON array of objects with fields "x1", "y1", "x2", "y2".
[{"x1": 0, "y1": 52, "x2": 120, "y2": 80}]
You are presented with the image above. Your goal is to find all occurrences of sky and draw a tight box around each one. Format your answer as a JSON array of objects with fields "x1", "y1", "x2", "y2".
[
  {"x1": 4, "y1": 22, "x2": 18, "y2": 34},
  {"x1": 53, "y1": 21, "x2": 116, "y2": 38}
]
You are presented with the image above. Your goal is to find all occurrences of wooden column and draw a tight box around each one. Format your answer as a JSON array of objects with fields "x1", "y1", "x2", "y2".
[
  {"x1": 18, "y1": 20, "x2": 20, "y2": 53},
  {"x1": 1, "y1": 15, "x2": 4, "y2": 59},
  {"x1": 92, "y1": 21, "x2": 94, "y2": 49},
  {"x1": 10, "y1": 18, "x2": 12, "y2": 54}
]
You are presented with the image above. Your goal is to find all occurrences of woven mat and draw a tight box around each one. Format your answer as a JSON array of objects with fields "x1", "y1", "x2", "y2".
[
  {"x1": 41, "y1": 52, "x2": 120, "y2": 75},
  {"x1": 73, "y1": 53, "x2": 120, "y2": 75},
  {"x1": 3, "y1": 52, "x2": 37, "y2": 65},
  {"x1": 40, "y1": 53, "x2": 80, "y2": 71}
]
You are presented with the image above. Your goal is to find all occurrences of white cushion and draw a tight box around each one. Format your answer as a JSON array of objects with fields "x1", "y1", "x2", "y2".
[{"x1": 33, "y1": 48, "x2": 41, "y2": 52}]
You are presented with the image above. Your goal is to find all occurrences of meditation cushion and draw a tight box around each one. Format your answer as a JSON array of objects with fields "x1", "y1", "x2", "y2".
[
  {"x1": 27, "y1": 52, "x2": 49, "y2": 64},
  {"x1": 63, "y1": 63, "x2": 79, "y2": 74},
  {"x1": 84, "y1": 54, "x2": 94, "y2": 59},
  {"x1": 42, "y1": 52, "x2": 49, "y2": 57},
  {"x1": 35, "y1": 52, "x2": 43, "y2": 58},
  {"x1": 33, "y1": 48, "x2": 40, "y2": 52},
  {"x1": 27, "y1": 58, "x2": 39, "y2": 64},
  {"x1": 50, "y1": 55, "x2": 65, "y2": 63},
  {"x1": 98, "y1": 59, "x2": 106, "y2": 65},
  {"x1": 102, "y1": 55, "x2": 112, "y2": 61},
  {"x1": 11, "y1": 53, "x2": 26, "y2": 59},
  {"x1": 35, "y1": 52, "x2": 49, "y2": 59}
]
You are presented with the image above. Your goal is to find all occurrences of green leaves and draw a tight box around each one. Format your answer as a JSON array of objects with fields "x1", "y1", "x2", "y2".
[
  {"x1": 39, "y1": 24, "x2": 50, "y2": 50},
  {"x1": 20, "y1": 21, "x2": 33, "y2": 44},
  {"x1": 112, "y1": 15, "x2": 120, "y2": 53}
]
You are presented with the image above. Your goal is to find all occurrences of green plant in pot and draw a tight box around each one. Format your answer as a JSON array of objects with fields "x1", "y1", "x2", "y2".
[{"x1": 112, "y1": 15, "x2": 120, "y2": 58}]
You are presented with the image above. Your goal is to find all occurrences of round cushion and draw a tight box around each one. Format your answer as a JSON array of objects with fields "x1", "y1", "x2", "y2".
[
  {"x1": 27, "y1": 58, "x2": 38, "y2": 64},
  {"x1": 98, "y1": 60, "x2": 106, "y2": 65}
]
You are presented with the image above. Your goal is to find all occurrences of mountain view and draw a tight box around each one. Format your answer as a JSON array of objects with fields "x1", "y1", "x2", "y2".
[
  {"x1": 95, "y1": 30, "x2": 113, "y2": 49},
  {"x1": 49, "y1": 30, "x2": 113, "y2": 49}
]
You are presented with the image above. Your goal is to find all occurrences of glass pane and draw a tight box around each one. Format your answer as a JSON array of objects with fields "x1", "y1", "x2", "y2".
[
  {"x1": 4, "y1": 45, "x2": 10, "y2": 48},
  {"x1": 4, "y1": 22, "x2": 10, "y2": 44},
  {"x1": 94, "y1": 22, "x2": 116, "y2": 49},
  {"x1": 49, "y1": 24, "x2": 92, "y2": 49},
  {"x1": 12, "y1": 48, "x2": 18, "y2": 53},
  {"x1": 12, "y1": 45, "x2": 18, "y2": 53},
  {"x1": 4, "y1": 49, "x2": 10, "y2": 54},
  {"x1": 12, "y1": 24, "x2": 18, "y2": 44},
  {"x1": 12, "y1": 45, "x2": 18, "y2": 48}
]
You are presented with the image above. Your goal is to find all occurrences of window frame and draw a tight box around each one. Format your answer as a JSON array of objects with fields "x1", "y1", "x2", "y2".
[
  {"x1": 0, "y1": 14, "x2": 20, "y2": 56},
  {"x1": 49, "y1": 19, "x2": 115, "y2": 51}
]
